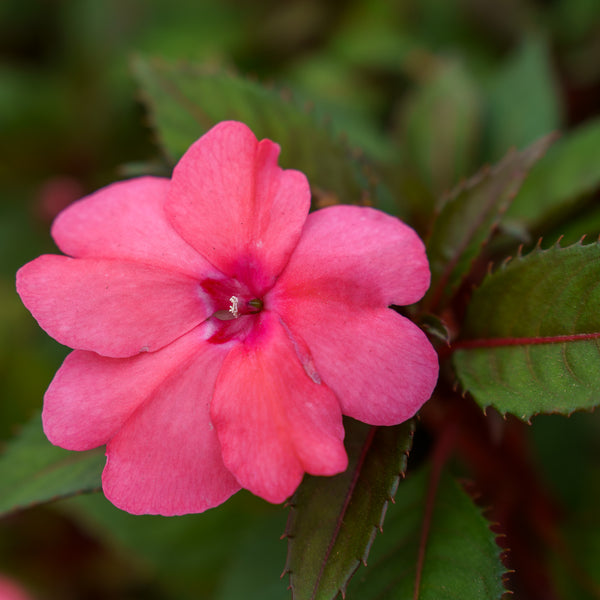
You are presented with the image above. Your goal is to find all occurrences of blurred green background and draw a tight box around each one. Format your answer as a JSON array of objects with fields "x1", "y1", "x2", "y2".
[{"x1": 1, "y1": 0, "x2": 600, "y2": 598}]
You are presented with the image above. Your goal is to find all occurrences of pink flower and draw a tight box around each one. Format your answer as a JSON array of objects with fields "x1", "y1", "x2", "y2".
[
  {"x1": 0, "y1": 575, "x2": 34, "y2": 600},
  {"x1": 16, "y1": 121, "x2": 438, "y2": 515}
]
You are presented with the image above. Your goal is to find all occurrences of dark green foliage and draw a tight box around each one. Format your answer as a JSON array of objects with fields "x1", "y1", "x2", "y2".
[
  {"x1": 0, "y1": 414, "x2": 103, "y2": 516},
  {"x1": 345, "y1": 467, "x2": 505, "y2": 600}
]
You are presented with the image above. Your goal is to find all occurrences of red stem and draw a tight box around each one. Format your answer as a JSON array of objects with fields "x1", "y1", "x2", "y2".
[
  {"x1": 413, "y1": 422, "x2": 458, "y2": 600},
  {"x1": 439, "y1": 330, "x2": 600, "y2": 359}
]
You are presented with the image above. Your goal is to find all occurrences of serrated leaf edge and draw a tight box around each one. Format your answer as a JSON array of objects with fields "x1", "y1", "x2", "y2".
[
  {"x1": 424, "y1": 133, "x2": 558, "y2": 313},
  {"x1": 450, "y1": 237, "x2": 600, "y2": 420},
  {"x1": 131, "y1": 55, "x2": 381, "y2": 206},
  {"x1": 283, "y1": 423, "x2": 414, "y2": 600}
]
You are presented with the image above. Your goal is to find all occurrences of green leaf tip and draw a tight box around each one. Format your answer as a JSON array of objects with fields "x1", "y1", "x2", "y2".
[
  {"x1": 0, "y1": 414, "x2": 104, "y2": 517},
  {"x1": 424, "y1": 133, "x2": 557, "y2": 313}
]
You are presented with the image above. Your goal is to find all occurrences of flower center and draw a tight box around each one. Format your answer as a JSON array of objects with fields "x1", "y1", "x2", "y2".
[
  {"x1": 201, "y1": 277, "x2": 265, "y2": 344},
  {"x1": 214, "y1": 295, "x2": 264, "y2": 321}
]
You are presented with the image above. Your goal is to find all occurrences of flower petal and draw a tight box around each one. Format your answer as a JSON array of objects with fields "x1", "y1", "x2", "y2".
[
  {"x1": 102, "y1": 339, "x2": 240, "y2": 515},
  {"x1": 167, "y1": 121, "x2": 310, "y2": 292},
  {"x1": 51, "y1": 176, "x2": 210, "y2": 278},
  {"x1": 278, "y1": 306, "x2": 438, "y2": 425},
  {"x1": 43, "y1": 326, "x2": 210, "y2": 451},
  {"x1": 0, "y1": 575, "x2": 32, "y2": 600},
  {"x1": 211, "y1": 312, "x2": 347, "y2": 504},
  {"x1": 17, "y1": 255, "x2": 210, "y2": 357},
  {"x1": 274, "y1": 205, "x2": 431, "y2": 308}
]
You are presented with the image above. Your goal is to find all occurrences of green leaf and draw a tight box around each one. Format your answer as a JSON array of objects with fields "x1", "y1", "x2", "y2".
[
  {"x1": 214, "y1": 513, "x2": 289, "y2": 600},
  {"x1": 285, "y1": 419, "x2": 414, "y2": 600},
  {"x1": 64, "y1": 491, "x2": 287, "y2": 600},
  {"x1": 548, "y1": 0, "x2": 600, "y2": 48},
  {"x1": 0, "y1": 414, "x2": 104, "y2": 516},
  {"x1": 552, "y1": 475, "x2": 600, "y2": 600},
  {"x1": 485, "y1": 36, "x2": 561, "y2": 161},
  {"x1": 531, "y1": 412, "x2": 600, "y2": 599},
  {"x1": 132, "y1": 56, "x2": 377, "y2": 207},
  {"x1": 398, "y1": 58, "x2": 482, "y2": 197},
  {"x1": 453, "y1": 241, "x2": 600, "y2": 419},
  {"x1": 423, "y1": 134, "x2": 555, "y2": 313},
  {"x1": 505, "y1": 116, "x2": 600, "y2": 229},
  {"x1": 345, "y1": 466, "x2": 506, "y2": 600}
]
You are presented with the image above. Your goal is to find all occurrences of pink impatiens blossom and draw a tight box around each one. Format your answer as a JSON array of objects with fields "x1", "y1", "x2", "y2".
[
  {"x1": 16, "y1": 121, "x2": 438, "y2": 515},
  {"x1": 0, "y1": 575, "x2": 34, "y2": 600}
]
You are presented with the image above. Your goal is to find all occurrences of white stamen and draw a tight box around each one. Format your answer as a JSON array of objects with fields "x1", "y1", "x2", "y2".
[{"x1": 229, "y1": 296, "x2": 239, "y2": 318}]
